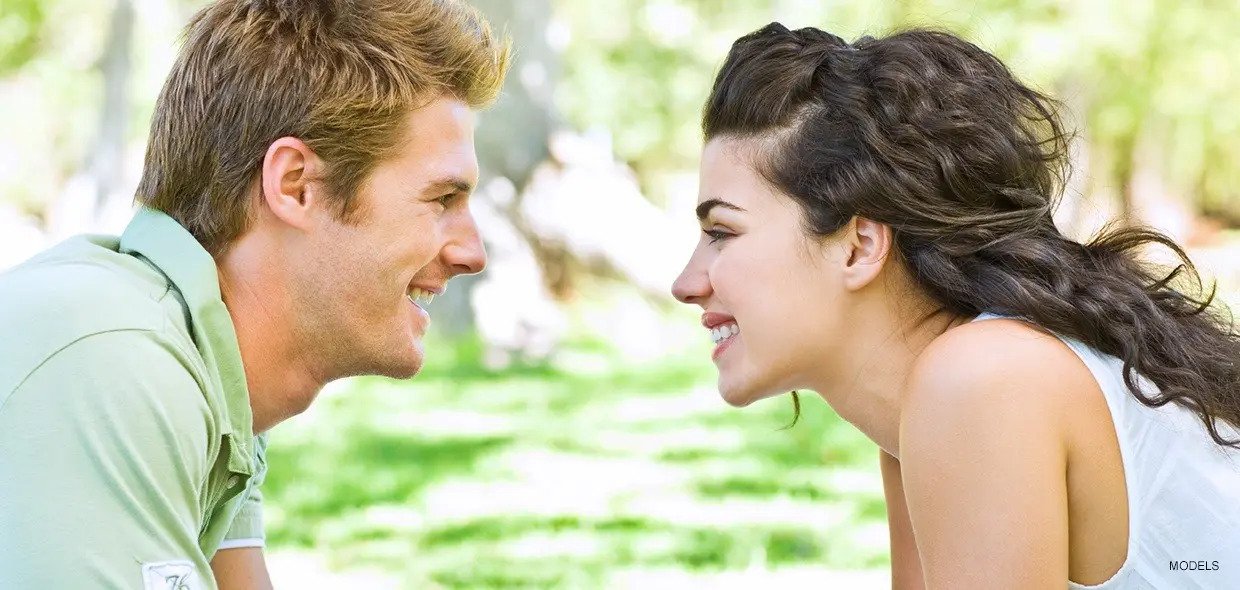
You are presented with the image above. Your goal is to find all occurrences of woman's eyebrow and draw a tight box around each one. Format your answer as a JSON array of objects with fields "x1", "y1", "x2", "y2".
[{"x1": 696, "y1": 198, "x2": 746, "y2": 221}]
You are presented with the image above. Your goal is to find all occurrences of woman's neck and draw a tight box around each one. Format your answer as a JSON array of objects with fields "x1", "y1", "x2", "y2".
[{"x1": 811, "y1": 303, "x2": 972, "y2": 457}]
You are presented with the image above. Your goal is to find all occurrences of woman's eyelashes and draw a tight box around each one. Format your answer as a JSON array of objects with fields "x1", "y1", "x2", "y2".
[{"x1": 703, "y1": 228, "x2": 734, "y2": 244}]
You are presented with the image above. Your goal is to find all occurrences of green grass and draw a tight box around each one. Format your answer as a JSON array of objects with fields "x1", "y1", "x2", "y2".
[{"x1": 262, "y1": 329, "x2": 887, "y2": 588}]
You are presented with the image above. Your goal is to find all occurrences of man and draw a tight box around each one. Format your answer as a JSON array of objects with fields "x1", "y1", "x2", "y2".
[{"x1": 0, "y1": 1, "x2": 509, "y2": 587}]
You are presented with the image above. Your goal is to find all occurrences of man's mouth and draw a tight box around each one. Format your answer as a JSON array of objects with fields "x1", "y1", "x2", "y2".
[{"x1": 407, "y1": 287, "x2": 436, "y2": 309}]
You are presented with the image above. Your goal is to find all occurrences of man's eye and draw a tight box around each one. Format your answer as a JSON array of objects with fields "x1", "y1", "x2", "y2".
[
  {"x1": 703, "y1": 229, "x2": 733, "y2": 244},
  {"x1": 437, "y1": 193, "x2": 457, "y2": 206}
]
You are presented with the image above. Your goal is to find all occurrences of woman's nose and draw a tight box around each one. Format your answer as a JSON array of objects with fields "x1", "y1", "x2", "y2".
[{"x1": 672, "y1": 264, "x2": 710, "y2": 305}]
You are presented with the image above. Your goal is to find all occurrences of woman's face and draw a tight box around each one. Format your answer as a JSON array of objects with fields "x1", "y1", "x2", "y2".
[{"x1": 672, "y1": 137, "x2": 853, "y2": 407}]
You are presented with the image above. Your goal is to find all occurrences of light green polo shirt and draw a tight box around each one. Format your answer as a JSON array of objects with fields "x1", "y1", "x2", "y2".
[{"x1": 0, "y1": 207, "x2": 267, "y2": 589}]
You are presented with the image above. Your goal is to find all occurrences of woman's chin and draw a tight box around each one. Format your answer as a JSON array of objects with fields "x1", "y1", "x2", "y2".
[
  {"x1": 717, "y1": 377, "x2": 772, "y2": 408},
  {"x1": 719, "y1": 390, "x2": 754, "y2": 407}
]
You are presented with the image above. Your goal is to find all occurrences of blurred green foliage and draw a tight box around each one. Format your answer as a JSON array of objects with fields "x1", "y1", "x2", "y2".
[
  {"x1": 555, "y1": 0, "x2": 1240, "y2": 215},
  {"x1": 3, "y1": 0, "x2": 1238, "y2": 218},
  {"x1": 0, "y1": 0, "x2": 44, "y2": 74}
]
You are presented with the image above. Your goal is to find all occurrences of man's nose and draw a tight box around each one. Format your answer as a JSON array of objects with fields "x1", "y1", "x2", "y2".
[{"x1": 445, "y1": 210, "x2": 487, "y2": 276}]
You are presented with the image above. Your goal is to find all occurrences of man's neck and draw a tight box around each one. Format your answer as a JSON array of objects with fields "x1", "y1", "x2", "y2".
[{"x1": 215, "y1": 234, "x2": 323, "y2": 434}]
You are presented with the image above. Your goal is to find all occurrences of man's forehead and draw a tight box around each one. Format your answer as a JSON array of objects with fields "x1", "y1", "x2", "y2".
[
  {"x1": 393, "y1": 101, "x2": 480, "y2": 189},
  {"x1": 393, "y1": 94, "x2": 476, "y2": 147}
]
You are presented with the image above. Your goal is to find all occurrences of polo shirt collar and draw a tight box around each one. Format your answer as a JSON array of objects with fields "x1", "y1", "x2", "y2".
[{"x1": 118, "y1": 207, "x2": 255, "y2": 476}]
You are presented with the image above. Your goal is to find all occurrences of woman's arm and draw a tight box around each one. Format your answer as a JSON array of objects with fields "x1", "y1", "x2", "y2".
[
  {"x1": 898, "y1": 323, "x2": 1071, "y2": 589},
  {"x1": 880, "y1": 449, "x2": 926, "y2": 590}
]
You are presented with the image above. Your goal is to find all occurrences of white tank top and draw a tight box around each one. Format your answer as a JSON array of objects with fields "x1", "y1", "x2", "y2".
[{"x1": 973, "y1": 313, "x2": 1240, "y2": 589}]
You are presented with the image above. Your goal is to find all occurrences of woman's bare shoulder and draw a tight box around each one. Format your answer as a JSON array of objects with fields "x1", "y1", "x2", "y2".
[{"x1": 900, "y1": 316, "x2": 1098, "y2": 452}]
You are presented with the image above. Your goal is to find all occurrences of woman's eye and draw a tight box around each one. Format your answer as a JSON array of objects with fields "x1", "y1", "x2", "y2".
[{"x1": 703, "y1": 229, "x2": 733, "y2": 244}]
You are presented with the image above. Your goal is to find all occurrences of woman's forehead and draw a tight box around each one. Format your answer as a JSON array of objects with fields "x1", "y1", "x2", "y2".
[{"x1": 699, "y1": 141, "x2": 803, "y2": 220}]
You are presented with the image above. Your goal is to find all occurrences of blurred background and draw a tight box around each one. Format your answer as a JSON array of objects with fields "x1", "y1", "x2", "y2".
[{"x1": 3, "y1": 0, "x2": 1240, "y2": 587}]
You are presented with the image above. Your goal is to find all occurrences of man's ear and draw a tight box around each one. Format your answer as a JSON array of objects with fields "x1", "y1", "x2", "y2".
[
  {"x1": 260, "y1": 137, "x2": 323, "y2": 230},
  {"x1": 841, "y1": 216, "x2": 893, "y2": 291}
]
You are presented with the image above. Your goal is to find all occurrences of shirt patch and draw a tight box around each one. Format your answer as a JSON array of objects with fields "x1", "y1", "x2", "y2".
[{"x1": 142, "y1": 560, "x2": 203, "y2": 590}]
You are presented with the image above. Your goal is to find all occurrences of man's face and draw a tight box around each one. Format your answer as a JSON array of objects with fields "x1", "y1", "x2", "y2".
[{"x1": 295, "y1": 95, "x2": 485, "y2": 381}]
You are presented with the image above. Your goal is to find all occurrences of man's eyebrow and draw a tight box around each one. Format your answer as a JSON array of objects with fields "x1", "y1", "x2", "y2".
[
  {"x1": 696, "y1": 198, "x2": 746, "y2": 221},
  {"x1": 422, "y1": 177, "x2": 475, "y2": 195}
]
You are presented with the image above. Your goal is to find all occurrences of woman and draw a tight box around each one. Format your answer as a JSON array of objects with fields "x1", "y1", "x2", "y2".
[{"x1": 671, "y1": 23, "x2": 1240, "y2": 589}]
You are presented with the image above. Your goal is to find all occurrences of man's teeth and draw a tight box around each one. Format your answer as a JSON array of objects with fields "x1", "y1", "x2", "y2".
[
  {"x1": 407, "y1": 287, "x2": 435, "y2": 307},
  {"x1": 710, "y1": 322, "x2": 740, "y2": 344}
]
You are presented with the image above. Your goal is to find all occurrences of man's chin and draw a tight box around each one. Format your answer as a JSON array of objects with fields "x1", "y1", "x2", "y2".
[
  {"x1": 386, "y1": 350, "x2": 424, "y2": 380},
  {"x1": 358, "y1": 339, "x2": 425, "y2": 380},
  {"x1": 378, "y1": 328, "x2": 425, "y2": 379}
]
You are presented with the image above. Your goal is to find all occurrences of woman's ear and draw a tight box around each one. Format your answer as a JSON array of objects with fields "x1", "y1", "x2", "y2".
[{"x1": 841, "y1": 217, "x2": 893, "y2": 291}]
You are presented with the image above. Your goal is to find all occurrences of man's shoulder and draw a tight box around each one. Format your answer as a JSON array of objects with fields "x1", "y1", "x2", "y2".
[
  {"x1": 0, "y1": 329, "x2": 214, "y2": 451},
  {"x1": 0, "y1": 235, "x2": 196, "y2": 393},
  {"x1": 1, "y1": 233, "x2": 173, "y2": 312}
]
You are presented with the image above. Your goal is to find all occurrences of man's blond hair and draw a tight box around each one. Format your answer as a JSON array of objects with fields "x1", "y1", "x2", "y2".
[{"x1": 136, "y1": 0, "x2": 510, "y2": 254}]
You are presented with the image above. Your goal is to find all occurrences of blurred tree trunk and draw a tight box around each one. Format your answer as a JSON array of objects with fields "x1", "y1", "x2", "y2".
[
  {"x1": 43, "y1": 0, "x2": 133, "y2": 236},
  {"x1": 94, "y1": 0, "x2": 134, "y2": 217},
  {"x1": 432, "y1": 0, "x2": 559, "y2": 336},
  {"x1": 1052, "y1": 74, "x2": 1093, "y2": 240},
  {"x1": 1113, "y1": 130, "x2": 1137, "y2": 221},
  {"x1": 1109, "y1": 0, "x2": 1196, "y2": 242},
  {"x1": 471, "y1": 0, "x2": 558, "y2": 185}
]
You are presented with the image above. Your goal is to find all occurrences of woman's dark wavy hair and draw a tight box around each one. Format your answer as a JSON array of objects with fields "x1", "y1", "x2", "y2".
[{"x1": 706, "y1": 23, "x2": 1240, "y2": 448}]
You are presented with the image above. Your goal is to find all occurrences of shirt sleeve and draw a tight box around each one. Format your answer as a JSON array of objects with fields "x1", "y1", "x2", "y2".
[
  {"x1": 218, "y1": 434, "x2": 267, "y2": 550},
  {"x1": 0, "y1": 329, "x2": 217, "y2": 589}
]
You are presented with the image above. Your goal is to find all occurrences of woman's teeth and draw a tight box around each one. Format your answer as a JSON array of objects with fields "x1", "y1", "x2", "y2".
[
  {"x1": 407, "y1": 287, "x2": 435, "y2": 308},
  {"x1": 710, "y1": 322, "x2": 739, "y2": 344}
]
